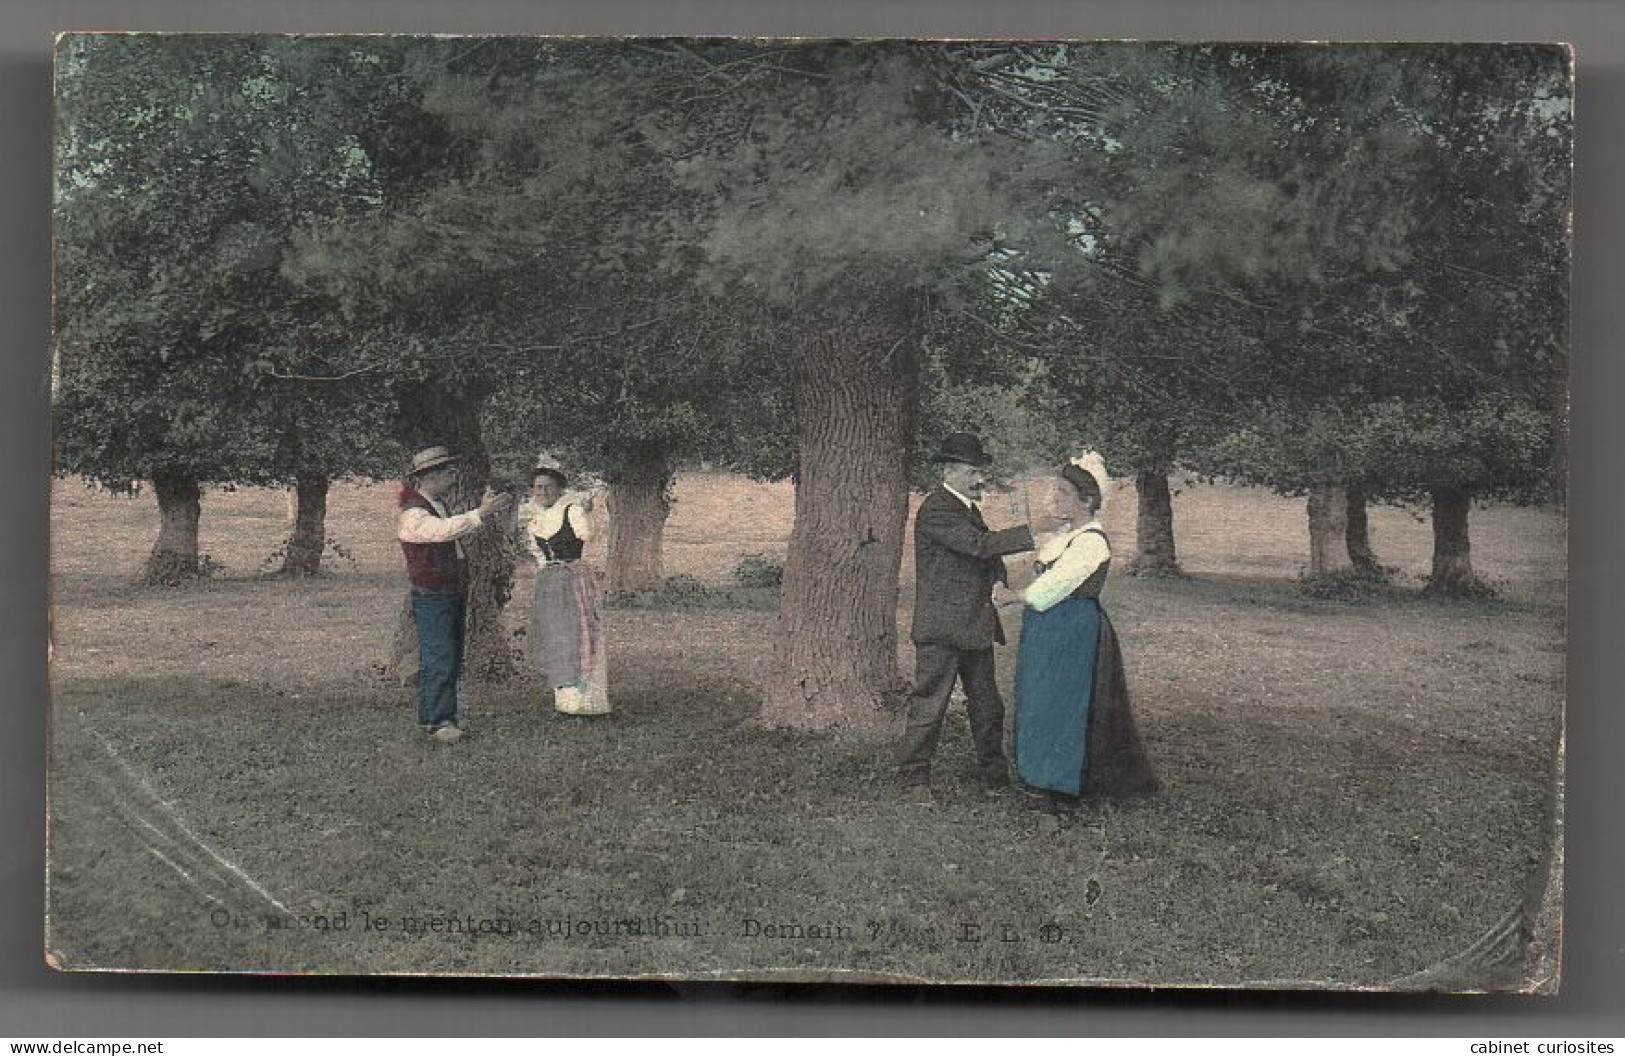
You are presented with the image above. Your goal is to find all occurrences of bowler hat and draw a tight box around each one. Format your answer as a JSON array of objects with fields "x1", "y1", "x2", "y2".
[
  {"x1": 408, "y1": 445, "x2": 459, "y2": 477},
  {"x1": 936, "y1": 432, "x2": 993, "y2": 467}
]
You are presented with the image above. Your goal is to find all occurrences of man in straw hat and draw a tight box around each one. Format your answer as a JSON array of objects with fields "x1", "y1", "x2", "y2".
[
  {"x1": 397, "y1": 445, "x2": 513, "y2": 742},
  {"x1": 896, "y1": 432, "x2": 1036, "y2": 795}
]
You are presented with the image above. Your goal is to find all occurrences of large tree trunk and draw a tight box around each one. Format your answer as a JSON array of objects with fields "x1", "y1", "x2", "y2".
[
  {"x1": 385, "y1": 592, "x2": 419, "y2": 685},
  {"x1": 1346, "y1": 485, "x2": 1379, "y2": 572},
  {"x1": 605, "y1": 448, "x2": 671, "y2": 594},
  {"x1": 1131, "y1": 468, "x2": 1180, "y2": 575},
  {"x1": 144, "y1": 467, "x2": 202, "y2": 583},
  {"x1": 278, "y1": 472, "x2": 330, "y2": 577},
  {"x1": 1426, "y1": 485, "x2": 1477, "y2": 595},
  {"x1": 1306, "y1": 483, "x2": 1353, "y2": 576},
  {"x1": 383, "y1": 380, "x2": 516, "y2": 684},
  {"x1": 763, "y1": 289, "x2": 915, "y2": 729}
]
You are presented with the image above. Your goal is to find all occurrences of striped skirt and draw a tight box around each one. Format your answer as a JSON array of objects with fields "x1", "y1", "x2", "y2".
[{"x1": 531, "y1": 562, "x2": 610, "y2": 715}]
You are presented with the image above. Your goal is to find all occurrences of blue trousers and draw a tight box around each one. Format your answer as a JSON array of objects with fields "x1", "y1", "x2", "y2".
[{"x1": 412, "y1": 589, "x2": 466, "y2": 729}]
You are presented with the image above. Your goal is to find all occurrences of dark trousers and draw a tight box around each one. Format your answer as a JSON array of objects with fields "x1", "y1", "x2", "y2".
[
  {"x1": 412, "y1": 588, "x2": 466, "y2": 729},
  {"x1": 896, "y1": 643, "x2": 1009, "y2": 782}
]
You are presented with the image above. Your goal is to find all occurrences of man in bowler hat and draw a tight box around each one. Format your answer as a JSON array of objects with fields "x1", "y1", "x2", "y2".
[{"x1": 896, "y1": 432, "x2": 1036, "y2": 792}]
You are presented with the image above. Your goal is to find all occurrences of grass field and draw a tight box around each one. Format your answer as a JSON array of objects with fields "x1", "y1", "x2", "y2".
[{"x1": 46, "y1": 473, "x2": 1566, "y2": 988}]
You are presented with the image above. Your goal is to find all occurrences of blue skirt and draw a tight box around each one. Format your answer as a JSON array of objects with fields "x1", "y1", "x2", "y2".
[{"x1": 1015, "y1": 598, "x2": 1156, "y2": 799}]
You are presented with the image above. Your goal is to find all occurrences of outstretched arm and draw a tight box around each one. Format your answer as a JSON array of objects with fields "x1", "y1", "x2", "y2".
[
  {"x1": 398, "y1": 506, "x2": 484, "y2": 544},
  {"x1": 916, "y1": 504, "x2": 1035, "y2": 560}
]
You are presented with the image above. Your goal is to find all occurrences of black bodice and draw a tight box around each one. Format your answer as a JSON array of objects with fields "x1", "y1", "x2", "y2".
[{"x1": 534, "y1": 504, "x2": 585, "y2": 562}]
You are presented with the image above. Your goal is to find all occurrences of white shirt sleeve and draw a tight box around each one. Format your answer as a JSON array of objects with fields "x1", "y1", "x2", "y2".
[
  {"x1": 398, "y1": 506, "x2": 484, "y2": 544},
  {"x1": 1022, "y1": 530, "x2": 1111, "y2": 613},
  {"x1": 566, "y1": 502, "x2": 594, "y2": 544}
]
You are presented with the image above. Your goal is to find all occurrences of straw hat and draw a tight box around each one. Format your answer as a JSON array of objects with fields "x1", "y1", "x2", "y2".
[{"x1": 407, "y1": 445, "x2": 458, "y2": 477}]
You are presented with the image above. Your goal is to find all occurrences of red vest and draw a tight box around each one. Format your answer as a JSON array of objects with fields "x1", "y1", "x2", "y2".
[{"x1": 398, "y1": 489, "x2": 465, "y2": 591}]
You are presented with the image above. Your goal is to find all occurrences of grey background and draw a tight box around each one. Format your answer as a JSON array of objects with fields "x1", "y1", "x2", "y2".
[{"x1": 4, "y1": 0, "x2": 1619, "y2": 1038}]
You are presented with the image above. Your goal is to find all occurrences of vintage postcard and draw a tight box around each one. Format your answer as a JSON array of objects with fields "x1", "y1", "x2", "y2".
[{"x1": 46, "y1": 35, "x2": 1570, "y2": 989}]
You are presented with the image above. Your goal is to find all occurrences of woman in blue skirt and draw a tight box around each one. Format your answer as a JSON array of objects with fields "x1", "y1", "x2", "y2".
[{"x1": 1013, "y1": 462, "x2": 1157, "y2": 800}]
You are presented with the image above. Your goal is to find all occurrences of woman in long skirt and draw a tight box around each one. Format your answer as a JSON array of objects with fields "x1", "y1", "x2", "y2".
[
  {"x1": 1014, "y1": 462, "x2": 1156, "y2": 799},
  {"x1": 521, "y1": 463, "x2": 610, "y2": 716}
]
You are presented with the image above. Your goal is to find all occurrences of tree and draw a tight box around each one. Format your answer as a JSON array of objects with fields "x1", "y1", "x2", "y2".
[
  {"x1": 483, "y1": 299, "x2": 794, "y2": 593},
  {"x1": 419, "y1": 42, "x2": 802, "y2": 595},
  {"x1": 52, "y1": 33, "x2": 540, "y2": 665},
  {"x1": 243, "y1": 40, "x2": 435, "y2": 574},
  {"x1": 283, "y1": 39, "x2": 785, "y2": 672},
  {"x1": 54, "y1": 35, "x2": 415, "y2": 580},
  {"x1": 930, "y1": 44, "x2": 1325, "y2": 576},
  {"x1": 648, "y1": 42, "x2": 1069, "y2": 726},
  {"x1": 1367, "y1": 46, "x2": 1569, "y2": 594},
  {"x1": 1205, "y1": 46, "x2": 1569, "y2": 589},
  {"x1": 54, "y1": 35, "x2": 290, "y2": 581},
  {"x1": 1006, "y1": 44, "x2": 1568, "y2": 590}
]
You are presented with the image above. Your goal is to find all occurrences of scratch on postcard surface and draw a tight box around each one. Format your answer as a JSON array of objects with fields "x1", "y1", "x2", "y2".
[
  {"x1": 1388, "y1": 905, "x2": 1529, "y2": 992},
  {"x1": 141, "y1": 844, "x2": 224, "y2": 907},
  {"x1": 86, "y1": 724, "x2": 290, "y2": 914}
]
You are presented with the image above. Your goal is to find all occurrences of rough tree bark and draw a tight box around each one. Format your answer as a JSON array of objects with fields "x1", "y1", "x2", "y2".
[
  {"x1": 1306, "y1": 483, "x2": 1354, "y2": 576},
  {"x1": 144, "y1": 467, "x2": 202, "y2": 583},
  {"x1": 1426, "y1": 484, "x2": 1477, "y2": 595},
  {"x1": 763, "y1": 286, "x2": 915, "y2": 729},
  {"x1": 1346, "y1": 485, "x2": 1379, "y2": 572},
  {"x1": 385, "y1": 592, "x2": 419, "y2": 685},
  {"x1": 278, "y1": 472, "x2": 330, "y2": 577},
  {"x1": 383, "y1": 379, "x2": 516, "y2": 684},
  {"x1": 605, "y1": 448, "x2": 671, "y2": 595},
  {"x1": 1131, "y1": 468, "x2": 1180, "y2": 575}
]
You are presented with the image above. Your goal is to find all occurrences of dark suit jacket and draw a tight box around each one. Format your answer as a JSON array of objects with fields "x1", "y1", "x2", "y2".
[{"x1": 910, "y1": 487, "x2": 1036, "y2": 649}]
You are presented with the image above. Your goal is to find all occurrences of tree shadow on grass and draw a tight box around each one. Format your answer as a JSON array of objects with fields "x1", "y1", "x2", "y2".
[
  {"x1": 1119, "y1": 570, "x2": 1559, "y2": 621},
  {"x1": 51, "y1": 565, "x2": 404, "y2": 611}
]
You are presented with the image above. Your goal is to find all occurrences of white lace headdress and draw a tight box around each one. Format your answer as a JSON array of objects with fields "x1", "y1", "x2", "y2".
[
  {"x1": 1069, "y1": 450, "x2": 1109, "y2": 488},
  {"x1": 1066, "y1": 450, "x2": 1116, "y2": 515}
]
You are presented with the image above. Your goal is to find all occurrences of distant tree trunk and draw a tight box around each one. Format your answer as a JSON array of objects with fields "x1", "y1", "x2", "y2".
[
  {"x1": 1306, "y1": 483, "x2": 1353, "y2": 576},
  {"x1": 764, "y1": 285, "x2": 914, "y2": 728},
  {"x1": 1131, "y1": 468, "x2": 1180, "y2": 575},
  {"x1": 1426, "y1": 485, "x2": 1477, "y2": 594},
  {"x1": 278, "y1": 472, "x2": 330, "y2": 576},
  {"x1": 605, "y1": 448, "x2": 671, "y2": 594},
  {"x1": 383, "y1": 379, "x2": 516, "y2": 684},
  {"x1": 144, "y1": 467, "x2": 201, "y2": 583},
  {"x1": 1346, "y1": 486, "x2": 1378, "y2": 572}
]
